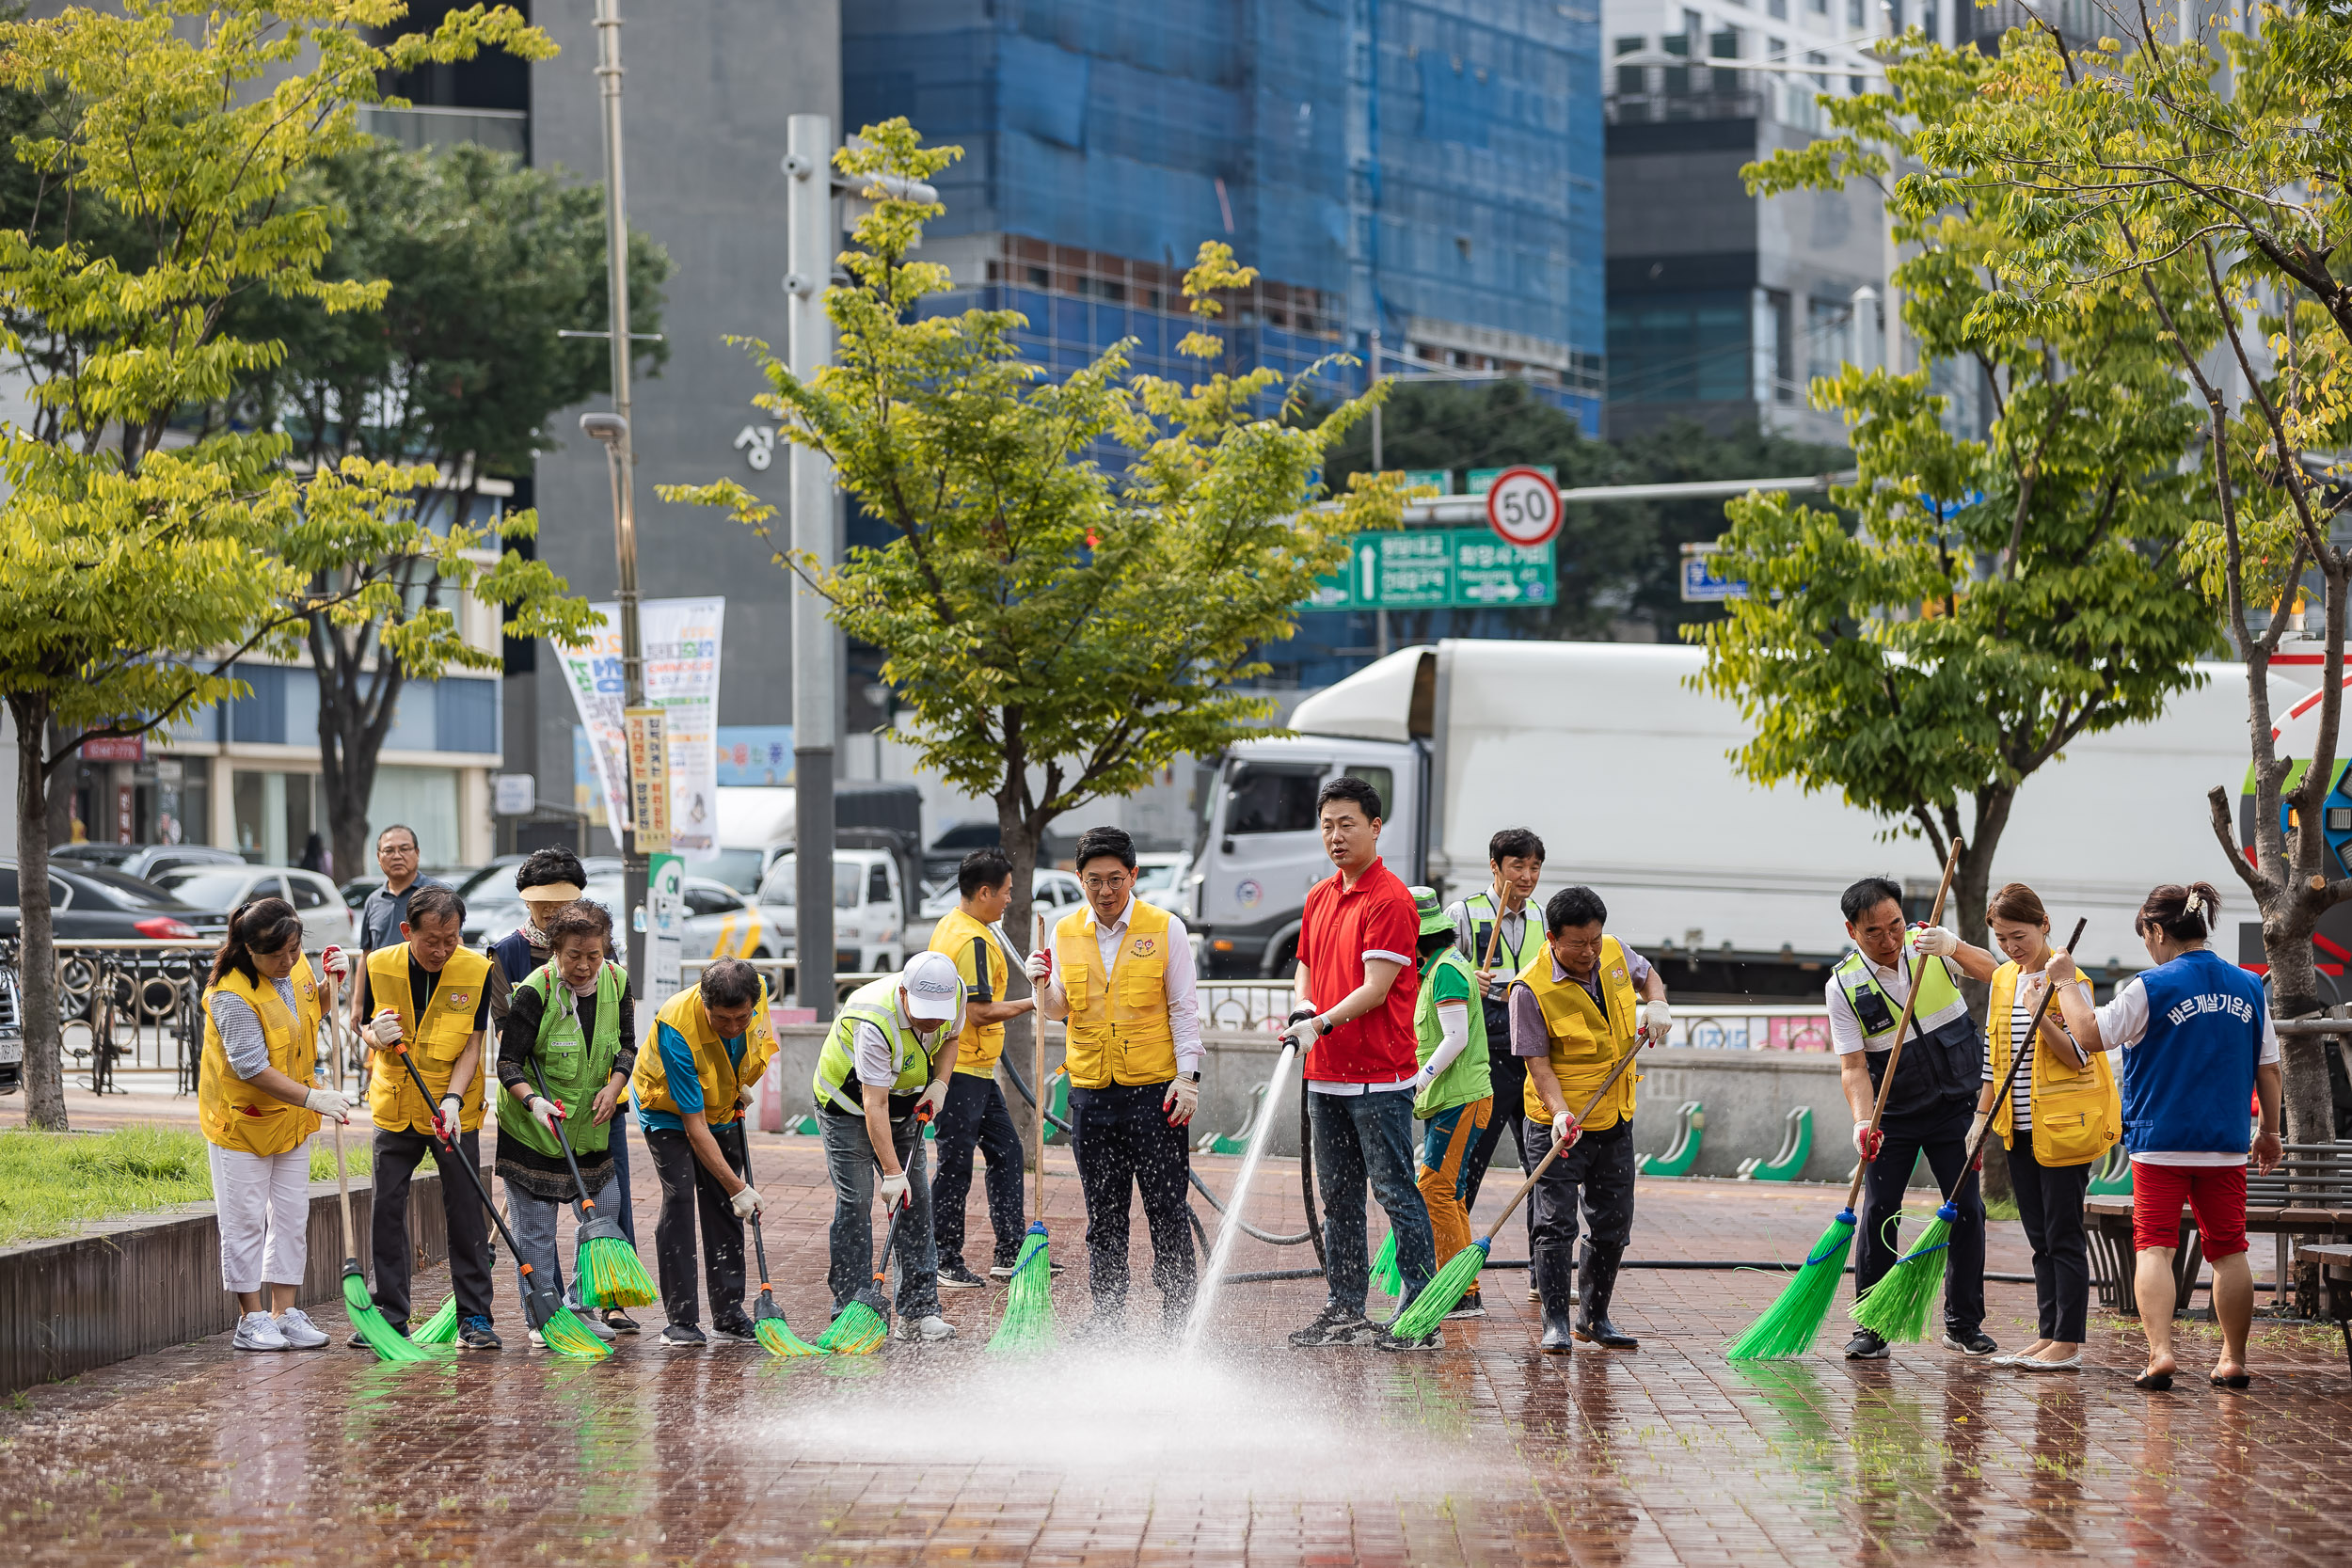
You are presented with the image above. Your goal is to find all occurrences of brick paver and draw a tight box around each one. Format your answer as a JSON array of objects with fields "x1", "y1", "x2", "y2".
[{"x1": 4, "y1": 1126, "x2": 2347, "y2": 1566}]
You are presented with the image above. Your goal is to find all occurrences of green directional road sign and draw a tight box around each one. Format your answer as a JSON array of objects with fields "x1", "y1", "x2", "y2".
[
  {"x1": 1465, "y1": 463, "x2": 1555, "y2": 496},
  {"x1": 1304, "y1": 529, "x2": 1555, "y2": 611}
]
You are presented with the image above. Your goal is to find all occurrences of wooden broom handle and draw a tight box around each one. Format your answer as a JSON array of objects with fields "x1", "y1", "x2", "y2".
[
  {"x1": 322, "y1": 974, "x2": 358, "y2": 1256},
  {"x1": 1482, "y1": 1034, "x2": 1652, "y2": 1242},
  {"x1": 1033, "y1": 911, "x2": 1047, "y2": 1217},
  {"x1": 1842, "y1": 835, "x2": 1963, "y2": 1209},
  {"x1": 1950, "y1": 918, "x2": 2089, "y2": 1193}
]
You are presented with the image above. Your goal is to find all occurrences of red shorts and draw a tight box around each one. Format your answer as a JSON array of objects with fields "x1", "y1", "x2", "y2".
[{"x1": 2130, "y1": 1160, "x2": 2249, "y2": 1259}]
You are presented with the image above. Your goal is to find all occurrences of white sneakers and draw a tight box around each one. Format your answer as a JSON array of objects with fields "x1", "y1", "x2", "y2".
[
  {"x1": 893, "y1": 1314, "x2": 958, "y2": 1342},
  {"x1": 234, "y1": 1307, "x2": 330, "y2": 1351}
]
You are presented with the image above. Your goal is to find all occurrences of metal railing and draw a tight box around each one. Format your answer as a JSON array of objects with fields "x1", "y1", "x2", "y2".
[{"x1": 3, "y1": 938, "x2": 221, "y2": 1094}]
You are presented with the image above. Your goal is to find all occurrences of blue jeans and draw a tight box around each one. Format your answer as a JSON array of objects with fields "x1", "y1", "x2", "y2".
[
  {"x1": 504, "y1": 1166, "x2": 621, "y2": 1313},
  {"x1": 1309, "y1": 1088, "x2": 1436, "y2": 1319},
  {"x1": 818, "y1": 1106, "x2": 940, "y2": 1319}
]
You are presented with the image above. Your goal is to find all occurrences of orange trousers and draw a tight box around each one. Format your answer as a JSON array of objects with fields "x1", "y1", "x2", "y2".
[{"x1": 1417, "y1": 1095, "x2": 1494, "y2": 1265}]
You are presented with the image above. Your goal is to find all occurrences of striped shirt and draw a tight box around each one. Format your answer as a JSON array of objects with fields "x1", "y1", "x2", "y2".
[{"x1": 1983, "y1": 970, "x2": 2090, "y2": 1132}]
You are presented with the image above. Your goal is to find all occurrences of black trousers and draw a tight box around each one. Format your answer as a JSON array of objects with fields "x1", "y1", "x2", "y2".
[
  {"x1": 1854, "y1": 1099, "x2": 1985, "y2": 1336},
  {"x1": 931, "y1": 1072, "x2": 1025, "y2": 1269},
  {"x1": 2009, "y1": 1137, "x2": 2091, "y2": 1341},
  {"x1": 1525, "y1": 1118, "x2": 1637, "y2": 1301},
  {"x1": 1069, "y1": 1080, "x2": 1197, "y2": 1319},
  {"x1": 644, "y1": 1121, "x2": 748, "y2": 1330},
  {"x1": 1463, "y1": 1043, "x2": 1534, "y2": 1218},
  {"x1": 369, "y1": 1126, "x2": 493, "y2": 1329}
]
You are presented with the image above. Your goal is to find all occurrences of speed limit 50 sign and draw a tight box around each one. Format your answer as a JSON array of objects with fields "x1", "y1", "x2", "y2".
[{"x1": 1484, "y1": 465, "x2": 1563, "y2": 548}]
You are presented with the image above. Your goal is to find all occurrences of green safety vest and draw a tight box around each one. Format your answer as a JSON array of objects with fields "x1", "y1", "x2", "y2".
[
  {"x1": 1464, "y1": 891, "x2": 1541, "y2": 976},
  {"x1": 496, "y1": 960, "x2": 625, "y2": 1159},
  {"x1": 1413, "y1": 947, "x2": 1490, "y2": 1119},
  {"x1": 1832, "y1": 935, "x2": 1980, "y2": 1117},
  {"x1": 812, "y1": 974, "x2": 946, "y2": 1116}
]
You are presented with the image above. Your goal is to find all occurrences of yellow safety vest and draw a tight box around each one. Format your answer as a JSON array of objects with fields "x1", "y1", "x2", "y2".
[
  {"x1": 365, "y1": 943, "x2": 492, "y2": 1134},
  {"x1": 1517, "y1": 936, "x2": 1641, "y2": 1131},
  {"x1": 633, "y1": 981, "x2": 779, "y2": 1126},
  {"x1": 1056, "y1": 898, "x2": 1177, "y2": 1088},
  {"x1": 931, "y1": 907, "x2": 1012, "y2": 1077},
  {"x1": 1988, "y1": 959, "x2": 2122, "y2": 1167},
  {"x1": 198, "y1": 959, "x2": 324, "y2": 1156}
]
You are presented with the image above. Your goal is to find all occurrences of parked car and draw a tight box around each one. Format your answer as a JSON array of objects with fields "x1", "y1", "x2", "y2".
[
  {"x1": 918, "y1": 866, "x2": 1086, "y2": 923},
  {"x1": 151, "y1": 865, "x2": 355, "y2": 954},
  {"x1": 1134, "y1": 851, "x2": 1192, "y2": 915},
  {"x1": 757, "y1": 849, "x2": 907, "y2": 973},
  {"x1": 340, "y1": 863, "x2": 473, "y2": 911},
  {"x1": 53, "y1": 842, "x2": 246, "y2": 881},
  {"x1": 0, "y1": 961, "x2": 22, "y2": 1095},
  {"x1": 457, "y1": 856, "x2": 625, "y2": 948},
  {"x1": 921, "y1": 818, "x2": 1073, "y2": 893},
  {"x1": 0, "y1": 860, "x2": 226, "y2": 943}
]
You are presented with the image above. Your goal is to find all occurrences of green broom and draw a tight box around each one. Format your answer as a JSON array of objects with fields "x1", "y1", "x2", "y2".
[
  {"x1": 525, "y1": 1060, "x2": 658, "y2": 1309},
  {"x1": 389, "y1": 1044, "x2": 610, "y2": 1360},
  {"x1": 992, "y1": 913, "x2": 1058, "y2": 1355},
  {"x1": 821, "y1": 1105, "x2": 937, "y2": 1354},
  {"x1": 1372, "y1": 1230, "x2": 1403, "y2": 1297},
  {"x1": 1391, "y1": 1023, "x2": 1657, "y2": 1341},
  {"x1": 1725, "y1": 836, "x2": 1962, "y2": 1361},
  {"x1": 329, "y1": 1118, "x2": 433, "y2": 1363},
  {"x1": 1851, "y1": 917, "x2": 2085, "y2": 1345},
  {"x1": 722, "y1": 1123, "x2": 821, "y2": 1356},
  {"x1": 411, "y1": 1294, "x2": 460, "y2": 1345}
]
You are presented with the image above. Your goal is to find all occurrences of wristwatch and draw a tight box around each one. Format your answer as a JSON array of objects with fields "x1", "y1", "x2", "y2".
[{"x1": 1184, "y1": 1070, "x2": 1200, "y2": 1083}]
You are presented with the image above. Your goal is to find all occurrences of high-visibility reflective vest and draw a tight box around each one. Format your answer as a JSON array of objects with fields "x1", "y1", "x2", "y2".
[
  {"x1": 1516, "y1": 937, "x2": 1640, "y2": 1131},
  {"x1": 199, "y1": 959, "x2": 324, "y2": 1155},
  {"x1": 1832, "y1": 935, "x2": 1979, "y2": 1117},
  {"x1": 634, "y1": 980, "x2": 778, "y2": 1126},
  {"x1": 365, "y1": 944, "x2": 492, "y2": 1134},
  {"x1": 811, "y1": 974, "x2": 952, "y2": 1115},
  {"x1": 496, "y1": 960, "x2": 626, "y2": 1158},
  {"x1": 1056, "y1": 899, "x2": 1177, "y2": 1088}
]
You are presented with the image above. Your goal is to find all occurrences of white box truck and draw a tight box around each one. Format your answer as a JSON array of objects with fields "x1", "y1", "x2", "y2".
[{"x1": 1189, "y1": 640, "x2": 2289, "y2": 990}]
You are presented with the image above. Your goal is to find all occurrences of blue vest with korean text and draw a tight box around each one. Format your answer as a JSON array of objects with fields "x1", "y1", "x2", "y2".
[{"x1": 2123, "y1": 948, "x2": 2264, "y2": 1157}]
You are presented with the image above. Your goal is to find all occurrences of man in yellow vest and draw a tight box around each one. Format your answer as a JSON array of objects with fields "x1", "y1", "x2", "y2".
[
  {"x1": 1027, "y1": 825, "x2": 1203, "y2": 1334},
  {"x1": 350, "y1": 884, "x2": 499, "y2": 1349},
  {"x1": 1827, "y1": 876, "x2": 2002, "y2": 1361},
  {"x1": 811, "y1": 949, "x2": 967, "y2": 1341},
  {"x1": 1512, "y1": 885, "x2": 1670, "y2": 1354},
  {"x1": 633, "y1": 957, "x2": 779, "y2": 1349},
  {"x1": 927, "y1": 847, "x2": 1034, "y2": 1289}
]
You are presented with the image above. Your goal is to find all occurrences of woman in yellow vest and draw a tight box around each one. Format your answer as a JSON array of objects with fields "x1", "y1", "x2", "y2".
[
  {"x1": 1512, "y1": 885, "x2": 1670, "y2": 1354},
  {"x1": 352, "y1": 883, "x2": 499, "y2": 1349},
  {"x1": 199, "y1": 897, "x2": 355, "y2": 1352},
  {"x1": 1973, "y1": 882, "x2": 2117, "y2": 1372}
]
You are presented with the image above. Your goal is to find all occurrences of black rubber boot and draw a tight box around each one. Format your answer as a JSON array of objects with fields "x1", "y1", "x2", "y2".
[
  {"x1": 1534, "y1": 1244, "x2": 1576, "y2": 1354},
  {"x1": 1574, "y1": 1243, "x2": 1639, "y2": 1350}
]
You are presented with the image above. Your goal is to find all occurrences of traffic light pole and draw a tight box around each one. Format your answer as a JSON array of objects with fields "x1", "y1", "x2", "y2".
[{"x1": 785, "y1": 113, "x2": 836, "y2": 1021}]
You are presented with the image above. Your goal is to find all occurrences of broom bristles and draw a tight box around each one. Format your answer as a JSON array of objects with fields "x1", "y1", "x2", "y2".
[
  {"x1": 410, "y1": 1294, "x2": 461, "y2": 1345},
  {"x1": 534, "y1": 1300, "x2": 613, "y2": 1359},
  {"x1": 342, "y1": 1268, "x2": 435, "y2": 1363},
  {"x1": 818, "y1": 1300, "x2": 889, "y2": 1354},
  {"x1": 1371, "y1": 1230, "x2": 1403, "y2": 1298},
  {"x1": 1390, "y1": 1238, "x2": 1489, "y2": 1340},
  {"x1": 1849, "y1": 1211, "x2": 1953, "y2": 1344},
  {"x1": 988, "y1": 1222, "x2": 1056, "y2": 1355},
  {"x1": 1724, "y1": 1212, "x2": 1856, "y2": 1361},
  {"x1": 577, "y1": 1235, "x2": 660, "y2": 1309},
  {"x1": 755, "y1": 1315, "x2": 823, "y2": 1357}
]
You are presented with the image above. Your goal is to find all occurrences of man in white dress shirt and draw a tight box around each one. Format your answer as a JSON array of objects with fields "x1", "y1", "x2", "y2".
[{"x1": 1027, "y1": 825, "x2": 1203, "y2": 1334}]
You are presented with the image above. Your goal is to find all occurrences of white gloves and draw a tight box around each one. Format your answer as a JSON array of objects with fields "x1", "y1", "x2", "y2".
[
  {"x1": 527, "y1": 1096, "x2": 565, "y2": 1134},
  {"x1": 1279, "y1": 1014, "x2": 1325, "y2": 1052},
  {"x1": 1642, "y1": 999, "x2": 1673, "y2": 1043},
  {"x1": 730, "y1": 1184, "x2": 763, "y2": 1218},
  {"x1": 1163, "y1": 1076, "x2": 1200, "y2": 1125},
  {"x1": 1551, "y1": 1112, "x2": 1581, "y2": 1149},
  {"x1": 437, "y1": 1095, "x2": 463, "y2": 1139},
  {"x1": 1025, "y1": 949, "x2": 1053, "y2": 986},
  {"x1": 1967, "y1": 1111, "x2": 1991, "y2": 1150},
  {"x1": 1914, "y1": 926, "x2": 1961, "y2": 958},
  {"x1": 1852, "y1": 1120, "x2": 1883, "y2": 1159},
  {"x1": 1409, "y1": 1063, "x2": 1438, "y2": 1094},
  {"x1": 879, "y1": 1170, "x2": 909, "y2": 1207},
  {"x1": 372, "y1": 1009, "x2": 405, "y2": 1047},
  {"x1": 914, "y1": 1080, "x2": 948, "y2": 1120},
  {"x1": 304, "y1": 1086, "x2": 356, "y2": 1123},
  {"x1": 319, "y1": 944, "x2": 350, "y2": 981}
]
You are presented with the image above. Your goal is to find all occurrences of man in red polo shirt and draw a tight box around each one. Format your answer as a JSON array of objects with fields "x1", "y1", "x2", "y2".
[{"x1": 1279, "y1": 776, "x2": 1439, "y2": 1350}]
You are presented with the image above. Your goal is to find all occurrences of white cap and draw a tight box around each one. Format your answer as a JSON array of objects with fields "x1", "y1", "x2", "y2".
[{"x1": 900, "y1": 950, "x2": 962, "y2": 1022}]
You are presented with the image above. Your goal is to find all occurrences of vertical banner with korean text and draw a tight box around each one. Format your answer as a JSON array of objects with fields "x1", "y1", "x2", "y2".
[{"x1": 559, "y1": 596, "x2": 723, "y2": 857}]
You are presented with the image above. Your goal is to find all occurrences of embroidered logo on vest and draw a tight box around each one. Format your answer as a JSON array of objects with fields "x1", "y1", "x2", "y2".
[{"x1": 1132, "y1": 937, "x2": 1155, "y2": 957}]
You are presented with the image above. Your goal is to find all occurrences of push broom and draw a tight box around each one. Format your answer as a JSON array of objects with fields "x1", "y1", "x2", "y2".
[
  {"x1": 1390, "y1": 1015, "x2": 1661, "y2": 1341},
  {"x1": 819, "y1": 1105, "x2": 937, "y2": 1354},
  {"x1": 1375, "y1": 880, "x2": 1514, "y2": 1301},
  {"x1": 1851, "y1": 917, "x2": 2087, "y2": 1344},
  {"x1": 388, "y1": 1043, "x2": 611, "y2": 1359},
  {"x1": 319, "y1": 976, "x2": 433, "y2": 1363},
  {"x1": 524, "y1": 1058, "x2": 659, "y2": 1310},
  {"x1": 1724, "y1": 837, "x2": 1963, "y2": 1361},
  {"x1": 721, "y1": 1123, "x2": 821, "y2": 1356},
  {"x1": 991, "y1": 911, "x2": 1057, "y2": 1354}
]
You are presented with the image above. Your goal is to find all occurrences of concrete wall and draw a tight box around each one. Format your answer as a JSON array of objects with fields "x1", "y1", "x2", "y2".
[{"x1": 0, "y1": 1166, "x2": 475, "y2": 1397}]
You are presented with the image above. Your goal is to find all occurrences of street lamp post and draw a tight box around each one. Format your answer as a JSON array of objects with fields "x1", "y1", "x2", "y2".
[
  {"x1": 589, "y1": 0, "x2": 646, "y2": 985},
  {"x1": 783, "y1": 113, "x2": 836, "y2": 1021}
]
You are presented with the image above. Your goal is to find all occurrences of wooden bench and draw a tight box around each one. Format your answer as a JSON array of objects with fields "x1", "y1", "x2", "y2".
[
  {"x1": 2308, "y1": 1243, "x2": 2352, "y2": 1374},
  {"x1": 2084, "y1": 1144, "x2": 2352, "y2": 1318}
]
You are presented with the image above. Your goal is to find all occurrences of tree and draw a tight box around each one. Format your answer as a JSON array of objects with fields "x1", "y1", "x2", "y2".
[
  {"x1": 1889, "y1": 10, "x2": 2351, "y2": 1145},
  {"x1": 1690, "y1": 36, "x2": 2219, "y2": 970},
  {"x1": 0, "y1": 0, "x2": 562, "y2": 1129},
  {"x1": 663, "y1": 119, "x2": 1408, "y2": 950},
  {"x1": 1321, "y1": 379, "x2": 1849, "y2": 639},
  {"x1": 217, "y1": 138, "x2": 670, "y2": 877}
]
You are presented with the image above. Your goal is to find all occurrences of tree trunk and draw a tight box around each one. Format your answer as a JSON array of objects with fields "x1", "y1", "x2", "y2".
[
  {"x1": 312, "y1": 613, "x2": 402, "y2": 881},
  {"x1": 10, "y1": 697, "x2": 65, "y2": 1130},
  {"x1": 2261, "y1": 904, "x2": 2338, "y2": 1148}
]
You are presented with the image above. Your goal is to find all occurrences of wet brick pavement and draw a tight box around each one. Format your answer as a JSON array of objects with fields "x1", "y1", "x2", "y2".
[{"x1": 7, "y1": 1126, "x2": 2350, "y2": 1566}]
